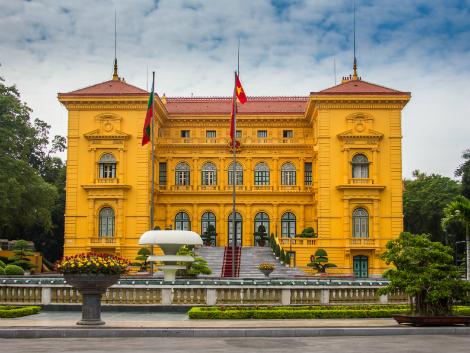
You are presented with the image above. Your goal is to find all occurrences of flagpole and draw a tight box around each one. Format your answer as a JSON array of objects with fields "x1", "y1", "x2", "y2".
[
  {"x1": 231, "y1": 71, "x2": 237, "y2": 277},
  {"x1": 150, "y1": 71, "x2": 155, "y2": 277}
]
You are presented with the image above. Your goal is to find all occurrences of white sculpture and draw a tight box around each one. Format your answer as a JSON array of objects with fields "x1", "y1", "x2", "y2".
[{"x1": 138, "y1": 230, "x2": 203, "y2": 281}]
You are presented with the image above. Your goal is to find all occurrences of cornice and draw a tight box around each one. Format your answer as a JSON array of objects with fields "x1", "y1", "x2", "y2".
[
  {"x1": 82, "y1": 184, "x2": 132, "y2": 191},
  {"x1": 336, "y1": 184, "x2": 385, "y2": 191},
  {"x1": 84, "y1": 129, "x2": 131, "y2": 140}
]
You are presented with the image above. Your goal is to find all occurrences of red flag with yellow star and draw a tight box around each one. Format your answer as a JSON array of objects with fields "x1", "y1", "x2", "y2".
[{"x1": 230, "y1": 73, "x2": 247, "y2": 145}]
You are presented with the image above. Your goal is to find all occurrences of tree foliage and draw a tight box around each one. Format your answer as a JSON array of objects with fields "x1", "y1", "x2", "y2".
[
  {"x1": 403, "y1": 170, "x2": 461, "y2": 243},
  {"x1": 307, "y1": 248, "x2": 337, "y2": 273},
  {"x1": 9, "y1": 240, "x2": 34, "y2": 271},
  {"x1": 380, "y1": 232, "x2": 469, "y2": 316},
  {"x1": 455, "y1": 149, "x2": 470, "y2": 199},
  {"x1": 176, "y1": 246, "x2": 212, "y2": 277},
  {"x1": 0, "y1": 75, "x2": 65, "y2": 262}
]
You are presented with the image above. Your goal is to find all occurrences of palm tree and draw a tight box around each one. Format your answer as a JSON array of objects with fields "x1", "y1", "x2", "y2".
[{"x1": 442, "y1": 195, "x2": 470, "y2": 280}]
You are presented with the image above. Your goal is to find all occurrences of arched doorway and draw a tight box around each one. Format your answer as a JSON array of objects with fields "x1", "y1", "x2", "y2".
[
  {"x1": 254, "y1": 212, "x2": 269, "y2": 246},
  {"x1": 228, "y1": 212, "x2": 242, "y2": 246},
  {"x1": 353, "y1": 255, "x2": 369, "y2": 278}
]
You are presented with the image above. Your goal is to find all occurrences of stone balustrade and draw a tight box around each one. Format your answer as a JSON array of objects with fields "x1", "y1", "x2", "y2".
[{"x1": 0, "y1": 277, "x2": 413, "y2": 306}]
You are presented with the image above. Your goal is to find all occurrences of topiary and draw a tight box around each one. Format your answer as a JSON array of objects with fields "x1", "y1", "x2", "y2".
[
  {"x1": 4, "y1": 264, "x2": 25, "y2": 276},
  {"x1": 0, "y1": 267, "x2": 5, "y2": 276},
  {"x1": 0, "y1": 259, "x2": 6, "y2": 268}
]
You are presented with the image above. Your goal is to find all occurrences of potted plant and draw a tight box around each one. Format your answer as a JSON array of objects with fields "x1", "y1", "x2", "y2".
[
  {"x1": 134, "y1": 247, "x2": 150, "y2": 273},
  {"x1": 202, "y1": 225, "x2": 217, "y2": 246},
  {"x1": 254, "y1": 224, "x2": 268, "y2": 247},
  {"x1": 176, "y1": 246, "x2": 212, "y2": 278},
  {"x1": 258, "y1": 262, "x2": 275, "y2": 277},
  {"x1": 56, "y1": 253, "x2": 128, "y2": 325},
  {"x1": 380, "y1": 232, "x2": 470, "y2": 326},
  {"x1": 307, "y1": 248, "x2": 337, "y2": 275},
  {"x1": 297, "y1": 227, "x2": 318, "y2": 238}
]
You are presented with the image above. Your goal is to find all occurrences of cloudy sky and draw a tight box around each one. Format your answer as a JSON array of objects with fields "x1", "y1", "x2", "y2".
[{"x1": 1, "y1": 0, "x2": 469, "y2": 178}]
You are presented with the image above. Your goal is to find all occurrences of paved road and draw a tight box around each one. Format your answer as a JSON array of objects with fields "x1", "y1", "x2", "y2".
[{"x1": 1, "y1": 336, "x2": 470, "y2": 353}]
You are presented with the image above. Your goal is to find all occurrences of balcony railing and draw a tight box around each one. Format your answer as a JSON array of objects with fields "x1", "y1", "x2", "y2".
[
  {"x1": 159, "y1": 185, "x2": 313, "y2": 192},
  {"x1": 90, "y1": 237, "x2": 118, "y2": 245},
  {"x1": 253, "y1": 185, "x2": 273, "y2": 191},
  {"x1": 349, "y1": 178, "x2": 373, "y2": 185},
  {"x1": 279, "y1": 185, "x2": 300, "y2": 192},
  {"x1": 156, "y1": 137, "x2": 314, "y2": 145},
  {"x1": 95, "y1": 178, "x2": 119, "y2": 184},
  {"x1": 349, "y1": 238, "x2": 376, "y2": 247},
  {"x1": 280, "y1": 237, "x2": 317, "y2": 247}
]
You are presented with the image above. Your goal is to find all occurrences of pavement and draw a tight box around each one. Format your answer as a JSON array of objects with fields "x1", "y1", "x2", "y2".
[
  {"x1": 1, "y1": 311, "x2": 470, "y2": 338},
  {"x1": 2, "y1": 336, "x2": 470, "y2": 353}
]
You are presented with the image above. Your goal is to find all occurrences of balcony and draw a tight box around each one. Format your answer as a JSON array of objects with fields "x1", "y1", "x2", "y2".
[
  {"x1": 170, "y1": 185, "x2": 192, "y2": 191},
  {"x1": 253, "y1": 185, "x2": 273, "y2": 191},
  {"x1": 279, "y1": 185, "x2": 300, "y2": 192},
  {"x1": 349, "y1": 238, "x2": 376, "y2": 248},
  {"x1": 199, "y1": 185, "x2": 219, "y2": 191}
]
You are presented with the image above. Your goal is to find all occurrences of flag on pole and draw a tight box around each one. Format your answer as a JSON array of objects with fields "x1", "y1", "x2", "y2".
[
  {"x1": 141, "y1": 77, "x2": 155, "y2": 146},
  {"x1": 230, "y1": 73, "x2": 247, "y2": 145}
]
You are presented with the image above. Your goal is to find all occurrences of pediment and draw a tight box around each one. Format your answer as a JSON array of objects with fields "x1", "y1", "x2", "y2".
[{"x1": 84, "y1": 129, "x2": 130, "y2": 140}]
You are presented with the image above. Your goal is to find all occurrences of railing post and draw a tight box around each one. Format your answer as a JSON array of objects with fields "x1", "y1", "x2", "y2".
[
  {"x1": 320, "y1": 289, "x2": 330, "y2": 304},
  {"x1": 206, "y1": 288, "x2": 217, "y2": 305},
  {"x1": 41, "y1": 287, "x2": 52, "y2": 305},
  {"x1": 379, "y1": 294, "x2": 388, "y2": 304},
  {"x1": 161, "y1": 288, "x2": 172, "y2": 305},
  {"x1": 281, "y1": 289, "x2": 291, "y2": 305}
]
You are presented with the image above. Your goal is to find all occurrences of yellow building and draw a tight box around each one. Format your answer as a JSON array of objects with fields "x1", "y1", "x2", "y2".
[{"x1": 58, "y1": 65, "x2": 410, "y2": 277}]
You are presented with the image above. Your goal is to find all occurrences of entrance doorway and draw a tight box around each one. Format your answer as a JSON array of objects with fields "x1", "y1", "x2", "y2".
[
  {"x1": 353, "y1": 255, "x2": 368, "y2": 278},
  {"x1": 228, "y1": 212, "x2": 242, "y2": 246}
]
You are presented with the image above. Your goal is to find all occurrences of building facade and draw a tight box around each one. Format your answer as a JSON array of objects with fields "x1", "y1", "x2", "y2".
[{"x1": 58, "y1": 67, "x2": 410, "y2": 276}]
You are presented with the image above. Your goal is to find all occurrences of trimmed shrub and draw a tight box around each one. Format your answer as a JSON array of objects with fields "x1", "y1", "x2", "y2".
[
  {"x1": 4, "y1": 264, "x2": 25, "y2": 276},
  {"x1": 0, "y1": 259, "x2": 6, "y2": 268},
  {"x1": 0, "y1": 306, "x2": 41, "y2": 318},
  {"x1": 0, "y1": 267, "x2": 5, "y2": 275},
  {"x1": 188, "y1": 305, "x2": 470, "y2": 320}
]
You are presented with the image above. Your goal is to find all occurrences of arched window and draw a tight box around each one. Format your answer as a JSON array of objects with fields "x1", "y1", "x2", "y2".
[
  {"x1": 352, "y1": 154, "x2": 369, "y2": 178},
  {"x1": 228, "y1": 212, "x2": 242, "y2": 246},
  {"x1": 201, "y1": 212, "x2": 216, "y2": 246},
  {"x1": 281, "y1": 162, "x2": 296, "y2": 185},
  {"x1": 175, "y1": 212, "x2": 191, "y2": 230},
  {"x1": 201, "y1": 162, "x2": 217, "y2": 186},
  {"x1": 99, "y1": 153, "x2": 116, "y2": 178},
  {"x1": 99, "y1": 207, "x2": 115, "y2": 237},
  {"x1": 281, "y1": 212, "x2": 296, "y2": 238},
  {"x1": 352, "y1": 208, "x2": 369, "y2": 238},
  {"x1": 254, "y1": 163, "x2": 270, "y2": 185},
  {"x1": 228, "y1": 162, "x2": 243, "y2": 185},
  {"x1": 175, "y1": 162, "x2": 190, "y2": 186},
  {"x1": 254, "y1": 212, "x2": 270, "y2": 237}
]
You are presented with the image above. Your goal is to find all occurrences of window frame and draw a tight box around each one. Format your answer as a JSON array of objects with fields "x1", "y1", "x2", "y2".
[
  {"x1": 99, "y1": 207, "x2": 115, "y2": 237},
  {"x1": 281, "y1": 212, "x2": 296, "y2": 238}
]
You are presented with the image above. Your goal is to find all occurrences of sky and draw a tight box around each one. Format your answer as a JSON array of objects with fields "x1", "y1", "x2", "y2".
[{"x1": 1, "y1": 0, "x2": 469, "y2": 179}]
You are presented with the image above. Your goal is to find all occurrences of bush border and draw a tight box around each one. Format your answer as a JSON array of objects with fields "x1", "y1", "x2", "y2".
[{"x1": 0, "y1": 306, "x2": 41, "y2": 318}]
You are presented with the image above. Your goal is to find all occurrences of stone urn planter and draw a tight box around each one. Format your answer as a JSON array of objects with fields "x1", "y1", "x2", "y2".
[
  {"x1": 57, "y1": 253, "x2": 128, "y2": 326},
  {"x1": 260, "y1": 269, "x2": 273, "y2": 278},
  {"x1": 64, "y1": 273, "x2": 120, "y2": 325},
  {"x1": 258, "y1": 263, "x2": 275, "y2": 278}
]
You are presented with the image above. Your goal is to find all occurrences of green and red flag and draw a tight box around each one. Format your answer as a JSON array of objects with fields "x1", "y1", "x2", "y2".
[{"x1": 141, "y1": 77, "x2": 155, "y2": 146}]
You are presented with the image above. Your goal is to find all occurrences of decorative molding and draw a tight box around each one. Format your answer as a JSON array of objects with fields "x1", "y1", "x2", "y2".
[{"x1": 84, "y1": 129, "x2": 131, "y2": 141}]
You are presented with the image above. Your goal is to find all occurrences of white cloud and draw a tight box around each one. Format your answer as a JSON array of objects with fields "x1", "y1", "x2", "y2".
[{"x1": 0, "y1": 0, "x2": 469, "y2": 178}]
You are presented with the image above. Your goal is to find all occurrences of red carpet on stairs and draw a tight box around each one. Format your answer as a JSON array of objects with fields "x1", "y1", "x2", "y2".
[{"x1": 221, "y1": 246, "x2": 241, "y2": 277}]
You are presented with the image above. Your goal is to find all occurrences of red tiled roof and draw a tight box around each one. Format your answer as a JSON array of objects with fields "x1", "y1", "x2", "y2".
[
  {"x1": 313, "y1": 79, "x2": 410, "y2": 96},
  {"x1": 59, "y1": 79, "x2": 148, "y2": 97},
  {"x1": 165, "y1": 97, "x2": 308, "y2": 115}
]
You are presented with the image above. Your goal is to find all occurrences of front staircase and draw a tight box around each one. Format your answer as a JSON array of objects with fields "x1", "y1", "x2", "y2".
[
  {"x1": 195, "y1": 246, "x2": 307, "y2": 278},
  {"x1": 221, "y1": 246, "x2": 241, "y2": 277}
]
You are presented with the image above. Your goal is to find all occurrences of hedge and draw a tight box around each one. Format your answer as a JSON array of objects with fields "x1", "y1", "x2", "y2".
[
  {"x1": 188, "y1": 305, "x2": 470, "y2": 320},
  {"x1": 0, "y1": 306, "x2": 41, "y2": 318}
]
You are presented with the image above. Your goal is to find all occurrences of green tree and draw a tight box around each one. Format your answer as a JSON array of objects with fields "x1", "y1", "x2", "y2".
[
  {"x1": 202, "y1": 224, "x2": 216, "y2": 246},
  {"x1": 134, "y1": 247, "x2": 151, "y2": 272},
  {"x1": 0, "y1": 75, "x2": 66, "y2": 262},
  {"x1": 307, "y1": 249, "x2": 337, "y2": 273},
  {"x1": 9, "y1": 240, "x2": 34, "y2": 271},
  {"x1": 442, "y1": 196, "x2": 470, "y2": 281},
  {"x1": 403, "y1": 170, "x2": 461, "y2": 243},
  {"x1": 455, "y1": 149, "x2": 470, "y2": 199},
  {"x1": 176, "y1": 246, "x2": 212, "y2": 277},
  {"x1": 380, "y1": 232, "x2": 469, "y2": 316}
]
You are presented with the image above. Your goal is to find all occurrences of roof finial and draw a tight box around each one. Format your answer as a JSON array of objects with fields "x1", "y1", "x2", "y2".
[
  {"x1": 352, "y1": 0, "x2": 358, "y2": 80},
  {"x1": 112, "y1": 10, "x2": 119, "y2": 81}
]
